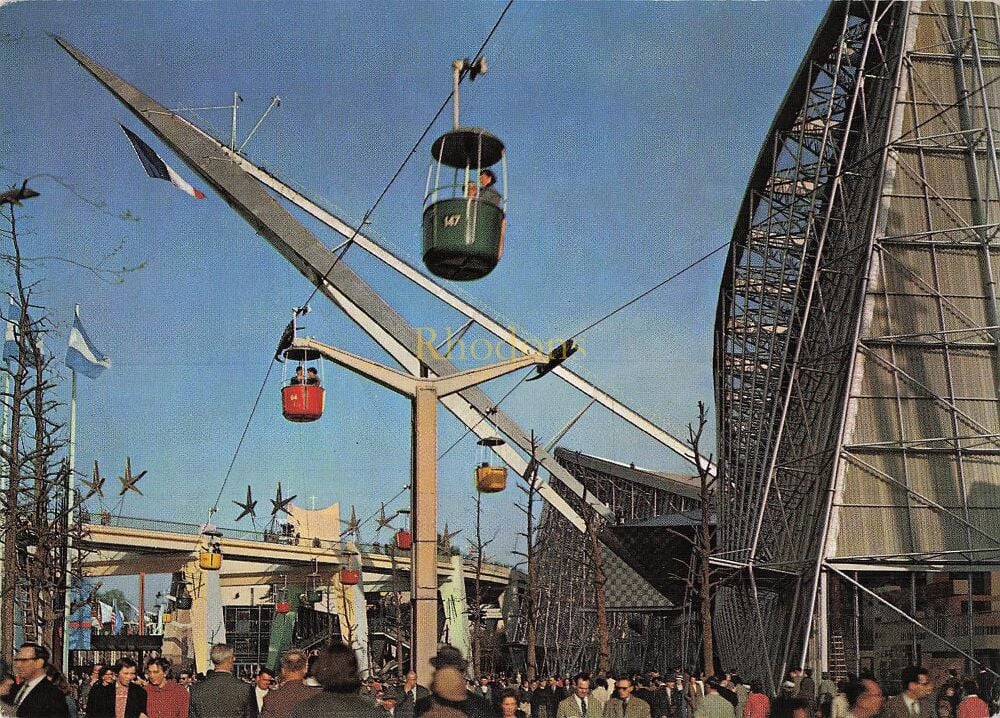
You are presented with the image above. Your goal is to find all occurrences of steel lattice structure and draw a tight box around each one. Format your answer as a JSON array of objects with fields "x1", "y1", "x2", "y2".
[
  {"x1": 509, "y1": 449, "x2": 701, "y2": 676},
  {"x1": 715, "y1": 0, "x2": 1000, "y2": 689}
]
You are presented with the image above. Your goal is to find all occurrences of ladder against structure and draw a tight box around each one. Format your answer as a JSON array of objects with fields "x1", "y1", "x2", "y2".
[
  {"x1": 828, "y1": 633, "x2": 848, "y2": 683},
  {"x1": 17, "y1": 583, "x2": 39, "y2": 644}
]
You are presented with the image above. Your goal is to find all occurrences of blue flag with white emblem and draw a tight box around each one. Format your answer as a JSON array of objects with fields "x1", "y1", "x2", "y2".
[
  {"x1": 2, "y1": 298, "x2": 17, "y2": 364},
  {"x1": 65, "y1": 306, "x2": 110, "y2": 379}
]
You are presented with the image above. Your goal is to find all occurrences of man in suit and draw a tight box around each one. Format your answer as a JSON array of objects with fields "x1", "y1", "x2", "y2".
[
  {"x1": 693, "y1": 678, "x2": 734, "y2": 718},
  {"x1": 883, "y1": 666, "x2": 934, "y2": 718},
  {"x1": 261, "y1": 650, "x2": 315, "y2": 718},
  {"x1": 245, "y1": 668, "x2": 275, "y2": 718},
  {"x1": 397, "y1": 671, "x2": 430, "y2": 718},
  {"x1": 556, "y1": 673, "x2": 603, "y2": 718},
  {"x1": 606, "y1": 677, "x2": 652, "y2": 718},
  {"x1": 843, "y1": 677, "x2": 884, "y2": 718},
  {"x1": 414, "y1": 646, "x2": 493, "y2": 718},
  {"x1": 7, "y1": 643, "x2": 69, "y2": 718},
  {"x1": 189, "y1": 644, "x2": 253, "y2": 718}
]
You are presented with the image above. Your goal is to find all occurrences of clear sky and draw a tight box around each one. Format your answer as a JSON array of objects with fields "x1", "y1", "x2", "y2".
[{"x1": 0, "y1": 1, "x2": 826, "y2": 580}]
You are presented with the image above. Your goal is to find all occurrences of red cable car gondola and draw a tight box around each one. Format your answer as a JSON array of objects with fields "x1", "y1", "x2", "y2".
[
  {"x1": 395, "y1": 529, "x2": 412, "y2": 551},
  {"x1": 340, "y1": 568, "x2": 360, "y2": 586},
  {"x1": 281, "y1": 346, "x2": 325, "y2": 422}
]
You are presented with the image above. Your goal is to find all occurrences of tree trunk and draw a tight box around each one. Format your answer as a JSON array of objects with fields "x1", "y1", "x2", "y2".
[
  {"x1": 391, "y1": 546, "x2": 403, "y2": 678},
  {"x1": 472, "y1": 492, "x2": 484, "y2": 677},
  {"x1": 700, "y1": 550, "x2": 714, "y2": 676},
  {"x1": 524, "y1": 443, "x2": 539, "y2": 682},
  {"x1": 587, "y1": 516, "x2": 610, "y2": 674},
  {"x1": 695, "y1": 401, "x2": 715, "y2": 677}
]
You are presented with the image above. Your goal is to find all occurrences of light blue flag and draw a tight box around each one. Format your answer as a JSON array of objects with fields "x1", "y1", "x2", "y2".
[
  {"x1": 3, "y1": 297, "x2": 19, "y2": 364},
  {"x1": 65, "y1": 306, "x2": 110, "y2": 379},
  {"x1": 112, "y1": 600, "x2": 124, "y2": 635}
]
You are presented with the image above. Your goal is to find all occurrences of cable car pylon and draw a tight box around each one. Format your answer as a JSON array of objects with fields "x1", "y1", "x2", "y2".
[{"x1": 280, "y1": 334, "x2": 572, "y2": 681}]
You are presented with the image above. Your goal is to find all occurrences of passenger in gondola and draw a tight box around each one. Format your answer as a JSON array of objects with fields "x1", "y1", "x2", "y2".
[
  {"x1": 478, "y1": 169, "x2": 501, "y2": 206},
  {"x1": 289, "y1": 366, "x2": 305, "y2": 385},
  {"x1": 305, "y1": 368, "x2": 321, "y2": 386}
]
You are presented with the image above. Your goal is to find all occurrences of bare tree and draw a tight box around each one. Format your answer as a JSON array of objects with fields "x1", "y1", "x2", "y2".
[
  {"x1": 690, "y1": 401, "x2": 716, "y2": 676},
  {"x1": 513, "y1": 434, "x2": 542, "y2": 681},
  {"x1": 387, "y1": 542, "x2": 407, "y2": 677},
  {"x1": 0, "y1": 200, "x2": 77, "y2": 659},
  {"x1": 585, "y1": 510, "x2": 610, "y2": 674},
  {"x1": 651, "y1": 402, "x2": 719, "y2": 675},
  {"x1": 467, "y1": 489, "x2": 497, "y2": 677}
]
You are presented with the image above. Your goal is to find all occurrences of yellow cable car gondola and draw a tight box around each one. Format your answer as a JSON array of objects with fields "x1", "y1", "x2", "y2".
[
  {"x1": 475, "y1": 435, "x2": 507, "y2": 493},
  {"x1": 198, "y1": 524, "x2": 224, "y2": 571},
  {"x1": 162, "y1": 611, "x2": 173, "y2": 624}
]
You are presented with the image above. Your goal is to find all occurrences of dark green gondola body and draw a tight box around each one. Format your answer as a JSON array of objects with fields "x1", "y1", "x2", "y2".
[
  {"x1": 423, "y1": 127, "x2": 506, "y2": 281},
  {"x1": 422, "y1": 197, "x2": 504, "y2": 281}
]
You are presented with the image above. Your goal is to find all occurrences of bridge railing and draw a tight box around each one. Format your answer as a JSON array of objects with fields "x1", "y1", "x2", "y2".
[{"x1": 81, "y1": 513, "x2": 512, "y2": 570}]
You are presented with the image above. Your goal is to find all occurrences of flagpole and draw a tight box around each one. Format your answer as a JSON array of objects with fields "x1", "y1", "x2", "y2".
[
  {"x1": 0, "y1": 369, "x2": 10, "y2": 643},
  {"x1": 62, "y1": 364, "x2": 77, "y2": 672}
]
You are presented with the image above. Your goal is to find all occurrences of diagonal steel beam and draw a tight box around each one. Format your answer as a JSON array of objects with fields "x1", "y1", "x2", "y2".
[
  {"x1": 214, "y1": 149, "x2": 713, "y2": 475},
  {"x1": 54, "y1": 35, "x2": 614, "y2": 530}
]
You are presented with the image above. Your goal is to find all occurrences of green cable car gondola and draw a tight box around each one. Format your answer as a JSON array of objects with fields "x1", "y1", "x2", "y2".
[{"x1": 422, "y1": 58, "x2": 507, "y2": 281}]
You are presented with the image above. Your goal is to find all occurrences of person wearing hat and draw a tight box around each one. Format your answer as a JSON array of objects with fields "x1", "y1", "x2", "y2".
[
  {"x1": 419, "y1": 667, "x2": 468, "y2": 718},
  {"x1": 693, "y1": 678, "x2": 734, "y2": 718},
  {"x1": 414, "y1": 646, "x2": 493, "y2": 718},
  {"x1": 382, "y1": 688, "x2": 405, "y2": 718}
]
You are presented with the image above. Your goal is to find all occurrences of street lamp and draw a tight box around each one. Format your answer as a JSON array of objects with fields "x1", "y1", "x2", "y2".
[
  {"x1": 0, "y1": 181, "x2": 40, "y2": 206},
  {"x1": 288, "y1": 336, "x2": 573, "y2": 682}
]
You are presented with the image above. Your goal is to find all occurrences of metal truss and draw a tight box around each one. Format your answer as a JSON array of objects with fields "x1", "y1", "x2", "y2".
[
  {"x1": 54, "y1": 36, "x2": 722, "y2": 565},
  {"x1": 715, "y1": 0, "x2": 1000, "y2": 689},
  {"x1": 509, "y1": 449, "x2": 699, "y2": 676}
]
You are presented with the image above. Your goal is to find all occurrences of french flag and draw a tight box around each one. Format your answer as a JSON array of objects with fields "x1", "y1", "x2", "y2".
[{"x1": 120, "y1": 124, "x2": 206, "y2": 199}]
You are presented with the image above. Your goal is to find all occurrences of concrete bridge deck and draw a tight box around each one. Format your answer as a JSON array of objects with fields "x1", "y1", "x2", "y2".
[{"x1": 79, "y1": 515, "x2": 511, "y2": 592}]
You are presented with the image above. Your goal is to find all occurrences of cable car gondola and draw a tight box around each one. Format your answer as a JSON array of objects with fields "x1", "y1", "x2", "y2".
[
  {"x1": 423, "y1": 57, "x2": 507, "y2": 281},
  {"x1": 275, "y1": 595, "x2": 292, "y2": 614},
  {"x1": 475, "y1": 435, "x2": 507, "y2": 493},
  {"x1": 304, "y1": 568, "x2": 323, "y2": 604},
  {"x1": 199, "y1": 524, "x2": 224, "y2": 571},
  {"x1": 340, "y1": 567, "x2": 360, "y2": 586},
  {"x1": 395, "y1": 528, "x2": 412, "y2": 551},
  {"x1": 281, "y1": 346, "x2": 326, "y2": 422}
]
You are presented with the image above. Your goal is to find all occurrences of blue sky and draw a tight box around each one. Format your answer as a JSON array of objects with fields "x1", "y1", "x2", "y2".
[{"x1": 0, "y1": 1, "x2": 826, "y2": 581}]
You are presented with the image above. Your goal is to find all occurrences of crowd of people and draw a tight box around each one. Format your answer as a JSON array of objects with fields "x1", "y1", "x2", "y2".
[{"x1": 1, "y1": 640, "x2": 996, "y2": 718}]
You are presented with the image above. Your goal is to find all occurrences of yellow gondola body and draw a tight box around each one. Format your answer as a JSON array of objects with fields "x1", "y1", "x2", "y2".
[
  {"x1": 199, "y1": 549, "x2": 222, "y2": 571},
  {"x1": 475, "y1": 464, "x2": 507, "y2": 493}
]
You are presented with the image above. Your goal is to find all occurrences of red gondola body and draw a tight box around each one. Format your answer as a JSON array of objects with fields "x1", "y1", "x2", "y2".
[
  {"x1": 340, "y1": 568, "x2": 360, "y2": 586},
  {"x1": 275, "y1": 601, "x2": 292, "y2": 614},
  {"x1": 395, "y1": 529, "x2": 412, "y2": 551},
  {"x1": 281, "y1": 384, "x2": 325, "y2": 422}
]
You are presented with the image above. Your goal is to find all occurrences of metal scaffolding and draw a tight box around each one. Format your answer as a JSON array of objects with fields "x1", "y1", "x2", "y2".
[
  {"x1": 509, "y1": 449, "x2": 701, "y2": 676},
  {"x1": 715, "y1": 0, "x2": 1000, "y2": 689}
]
